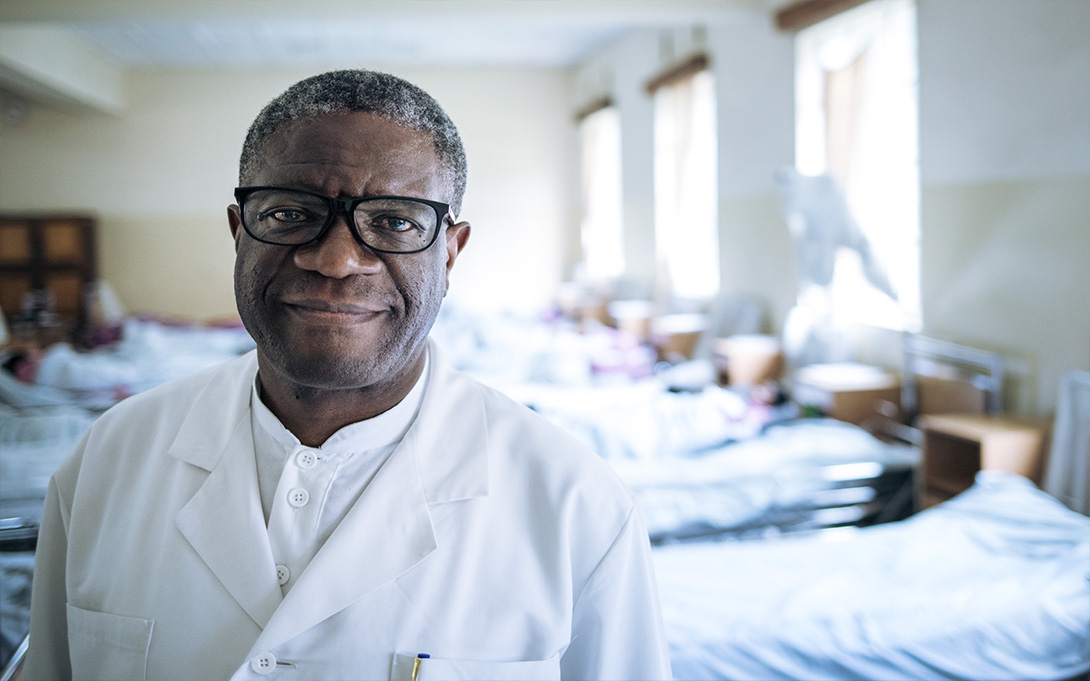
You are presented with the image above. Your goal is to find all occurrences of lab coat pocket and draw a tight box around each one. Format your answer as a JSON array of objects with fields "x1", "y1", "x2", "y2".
[
  {"x1": 392, "y1": 651, "x2": 561, "y2": 681},
  {"x1": 66, "y1": 603, "x2": 154, "y2": 681}
]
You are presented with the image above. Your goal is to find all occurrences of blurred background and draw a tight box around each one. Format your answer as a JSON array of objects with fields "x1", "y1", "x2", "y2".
[
  {"x1": 2, "y1": 2, "x2": 1089, "y2": 677},
  {"x1": 0, "y1": 0, "x2": 1085, "y2": 416}
]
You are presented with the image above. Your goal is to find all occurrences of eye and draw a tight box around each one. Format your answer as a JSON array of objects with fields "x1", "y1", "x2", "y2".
[
  {"x1": 263, "y1": 207, "x2": 318, "y2": 223},
  {"x1": 373, "y1": 215, "x2": 423, "y2": 233}
]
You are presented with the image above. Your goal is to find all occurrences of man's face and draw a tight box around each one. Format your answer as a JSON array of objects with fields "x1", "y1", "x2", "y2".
[{"x1": 228, "y1": 111, "x2": 469, "y2": 395}]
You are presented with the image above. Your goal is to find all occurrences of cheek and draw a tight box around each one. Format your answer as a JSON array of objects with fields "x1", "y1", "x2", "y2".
[
  {"x1": 233, "y1": 244, "x2": 281, "y2": 313},
  {"x1": 396, "y1": 253, "x2": 448, "y2": 317},
  {"x1": 423, "y1": 252, "x2": 450, "y2": 300},
  {"x1": 234, "y1": 248, "x2": 258, "y2": 295}
]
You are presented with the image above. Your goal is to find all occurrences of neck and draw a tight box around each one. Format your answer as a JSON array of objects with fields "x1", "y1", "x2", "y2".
[{"x1": 255, "y1": 351, "x2": 426, "y2": 447}]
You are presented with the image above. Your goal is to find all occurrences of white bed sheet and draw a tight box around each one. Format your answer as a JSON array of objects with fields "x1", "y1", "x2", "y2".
[
  {"x1": 25, "y1": 318, "x2": 255, "y2": 408},
  {"x1": 0, "y1": 406, "x2": 97, "y2": 501},
  {"x1": 614, "y1": 419, "x2": 917, "y2": 542},
  {"x1": 655, "y1": 471, "x2": 1090, "y2": 681}
]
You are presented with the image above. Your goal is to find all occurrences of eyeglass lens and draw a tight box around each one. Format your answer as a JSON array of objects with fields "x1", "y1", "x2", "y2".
[{"x1": 242, "y1": 188, "x2": 439, "y2": 252}]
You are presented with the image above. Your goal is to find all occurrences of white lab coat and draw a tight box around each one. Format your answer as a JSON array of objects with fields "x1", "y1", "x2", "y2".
[{"x1": 23, "y1": 341, "x2": 671, "y2": 681}]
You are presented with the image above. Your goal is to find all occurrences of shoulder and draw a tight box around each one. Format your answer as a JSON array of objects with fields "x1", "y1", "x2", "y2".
[
  {"x1": 89, "y1": 351, "x2": 255, "y2": 438},
  {"x1": 435, "y1": 352, "x2": 638, "y2": 525},
  {"x1": 451, "y1": 360, "x2": 626, "y2": 473},
  {"x1": 464, "y1": 373, "x2": 652, "y2": 595},
  {"x1": 54, "y1": 352, "x2": 256, "y2": 489}
]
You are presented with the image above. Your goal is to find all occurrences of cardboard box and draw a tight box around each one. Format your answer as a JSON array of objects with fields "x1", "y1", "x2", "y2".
[
  {"x1": 792, "y1": 363, "x2": 901, "y2": 425},
  {"x1": 607, "y1": 300, "x2": 655, "y2": 342},
  {"x1": 651, "y1": 313, "x2": 708, "y2": 361},
  {"x1": 713, "y1": 335, "x2": 785, "y2": 386}
]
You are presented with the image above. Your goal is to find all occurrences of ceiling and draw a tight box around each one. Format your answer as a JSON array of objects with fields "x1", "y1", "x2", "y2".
[
  {"x1": 68, "y1": 18, "x2": 626, "y2": 69},
  {"x1": 0, "y1": 0, "x2": 777, "y2": 69}
]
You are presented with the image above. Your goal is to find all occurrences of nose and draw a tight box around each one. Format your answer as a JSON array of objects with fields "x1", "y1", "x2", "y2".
[{"x1": 293, "y1": 214, "x2": 382, "y2": 278}]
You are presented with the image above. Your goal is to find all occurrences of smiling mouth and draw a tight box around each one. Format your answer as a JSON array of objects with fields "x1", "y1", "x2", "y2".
[{"x1": 281, "y1": 298, "x2": 387, "y2": 325}]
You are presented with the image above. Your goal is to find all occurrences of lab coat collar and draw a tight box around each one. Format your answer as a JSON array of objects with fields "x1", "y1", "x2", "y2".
[
  {"x1": 167, "y1": 341, "x2": 491, "y2": 655},
  {"x1": 168, "y1": 351, "x2": 258, "y2": 472},
  {"x1": 166, "y1": 343, "x2": 491, "y2": 505}
]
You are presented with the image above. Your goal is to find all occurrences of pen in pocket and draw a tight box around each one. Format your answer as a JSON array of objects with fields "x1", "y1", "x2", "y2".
[{"x1": 411, "y1": 653, "x2": 430, "y2": 681}]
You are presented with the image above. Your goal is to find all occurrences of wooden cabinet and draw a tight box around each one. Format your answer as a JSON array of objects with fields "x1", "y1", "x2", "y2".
[
  {"x1": 0, "y1": 215, "x2": 97, "y2": 342},
  {"x1": 917, "y1": 413, "x2": 1050, "y2": 508}
]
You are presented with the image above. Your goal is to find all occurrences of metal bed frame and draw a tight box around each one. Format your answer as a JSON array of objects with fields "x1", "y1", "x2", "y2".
[{"x1": 900, "y1": 333, "x2": 1005, "y2": 423}]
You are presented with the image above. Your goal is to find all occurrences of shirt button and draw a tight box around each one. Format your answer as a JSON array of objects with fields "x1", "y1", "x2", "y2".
[
  {"x1": 296, "y1": 450, "x2": 318, "y2": 469},
  {"x1": 288, "y1": 487, "x2": 310, "y2": 508},
  {"x1": 251, "y1": 652, "x2": 277, "y2": 674},
  {"x1": 276, "y1": 564, "x2": 291, "y2": 585}
]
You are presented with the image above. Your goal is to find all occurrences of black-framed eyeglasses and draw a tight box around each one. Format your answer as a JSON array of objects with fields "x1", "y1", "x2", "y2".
[{"x1": 234, "y1": 186, "x2": 453, "y2": 254}]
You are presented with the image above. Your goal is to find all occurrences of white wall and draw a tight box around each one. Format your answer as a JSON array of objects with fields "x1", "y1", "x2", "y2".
[
  {"x1": 919, "y1": 0, "x2": 1089, "y2": 184},
  {"x1": 917, "y1": 0, "x2": 1090, "y2": 414},
  {"x1": 0, "y1": 65, "x2": 578, "y2": 318},
  {"x1": 572, "y1": 16, "x2": 797, "y2": 329},
  {"x1": 707, "y1": 17, "x2": 797, "y2": 330}
]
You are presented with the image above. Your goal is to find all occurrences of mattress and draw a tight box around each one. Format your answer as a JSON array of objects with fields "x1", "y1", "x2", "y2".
[
  {"x1": 654, "y1": 471, "x2": 1090, "y2": 681},
  {"x1": 612, "y1": 418, "x2": 918, "y2": 542}
]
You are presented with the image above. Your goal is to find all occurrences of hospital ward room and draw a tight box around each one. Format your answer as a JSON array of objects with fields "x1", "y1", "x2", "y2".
[{"x1": 0, "y1": 0, "x2": 1088, "y2": 679}]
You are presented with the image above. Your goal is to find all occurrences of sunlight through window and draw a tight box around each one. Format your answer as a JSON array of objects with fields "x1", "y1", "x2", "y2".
[
  {"x1": 653, "y1": 67, "x2": 719, "y2": 301},
  {"x1": 579, "y1": 105, "x2": 625, "y2": 283},
  {"x1": 796, "y1": 0, "x2": 919, "y2": 331}
]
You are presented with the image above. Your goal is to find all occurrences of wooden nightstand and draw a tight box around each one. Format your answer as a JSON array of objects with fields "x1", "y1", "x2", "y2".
[{"x1": 917, "y1": 413, "x2": 1051, "y2": 508}]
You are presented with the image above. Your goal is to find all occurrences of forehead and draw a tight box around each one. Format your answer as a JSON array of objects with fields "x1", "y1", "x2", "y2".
[{"x1": 253, "y1": 111, "x2": 448, "y2": 199}]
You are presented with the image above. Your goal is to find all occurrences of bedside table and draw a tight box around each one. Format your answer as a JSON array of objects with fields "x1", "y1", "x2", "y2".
[{"x1": 917, "y1": 413, "x2": 1051, "y2": 508}]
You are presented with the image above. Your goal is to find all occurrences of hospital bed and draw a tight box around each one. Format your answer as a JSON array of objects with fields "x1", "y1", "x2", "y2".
[
  {"x1": 610, "y1": 417, "x2": 917, "y2": 543},
  {"x1": 435, "y1": 308, "x2": 1012, "y2": 545},
  {"x1": 655, "y1": 469, "x2": 1090, "y2": 681},
  {"x1": 654, "y1": 369, "x2": 1090, "y2": 681},
  {"x1": 440, "y1": 306, "x2": 1036, "y2": 539}
]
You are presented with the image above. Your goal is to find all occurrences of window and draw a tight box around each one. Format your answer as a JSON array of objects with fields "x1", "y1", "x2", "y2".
[
  {"x1": 652, "y1": 63, "x2": 719, "y2": 301},
  {"x1": 578, "y1": 104, "x2": 625, "y2": 283},
  {"x1": 795, "y1": 0, "x2": 919, "y2": 330}
]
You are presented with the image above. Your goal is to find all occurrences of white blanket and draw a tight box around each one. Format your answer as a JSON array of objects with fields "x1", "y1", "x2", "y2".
[{"x1": 655, "y1": 471, "x2": 1090, "y2": 681}]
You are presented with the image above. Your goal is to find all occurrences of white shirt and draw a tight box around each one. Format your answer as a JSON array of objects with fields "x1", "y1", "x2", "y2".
[{"x1": 250, "y1": 355, "x2": 429, "y2": 594}]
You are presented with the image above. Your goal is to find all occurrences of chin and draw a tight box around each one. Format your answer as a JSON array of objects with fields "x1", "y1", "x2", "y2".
[
  {"x1": 282, "y1": 354, "x2": 392, "y2": 392},
  {"x1": 274, "y1": 333, "x2": 420, "y2": 392}
]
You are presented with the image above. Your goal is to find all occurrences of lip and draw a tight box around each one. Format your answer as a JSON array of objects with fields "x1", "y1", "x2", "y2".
[{"x1": 281, "y1": 297, "x2": 387, "y2": 324}]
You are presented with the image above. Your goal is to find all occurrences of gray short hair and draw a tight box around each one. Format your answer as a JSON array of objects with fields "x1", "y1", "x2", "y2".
[{"x1": 239, "y1": 69, "x2": 467, "y2": 215}]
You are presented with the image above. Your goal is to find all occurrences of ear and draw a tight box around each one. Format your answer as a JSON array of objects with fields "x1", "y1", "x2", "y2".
[
  {"x1": 227, "y1": 204, "x2": 244, "y2": 252},
  {"x1": 443, "y1": 220, "x2": 471, "y2": 293}
]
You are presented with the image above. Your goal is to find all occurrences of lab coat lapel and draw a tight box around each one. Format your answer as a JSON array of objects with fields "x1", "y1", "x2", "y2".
[
  {"x1": 248, "y1": 427, "x2": 437, "y2": 656},
  {"x1": 170, "y1": 352, "x2": 282, "y2": 630},
  {"x1": 410, "y1": 342, "x2": 490, "y2": 505},
  {"x1": 246, "y1": 341, "x2": 491, "y2": 654}
]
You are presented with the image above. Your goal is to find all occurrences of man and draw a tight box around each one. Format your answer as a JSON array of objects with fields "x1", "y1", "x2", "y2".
[{"x1": 23, "y1": 70, "x2": 671, "y2": 680}]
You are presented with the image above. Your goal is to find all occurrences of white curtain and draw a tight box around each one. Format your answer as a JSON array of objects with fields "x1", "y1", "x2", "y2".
[
  {"x1": 579, "y1": 106, "x2": 624, "y2": 283},
  {"x1": 653, "y1": 69, "x2": 719, "y2": 301}
]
